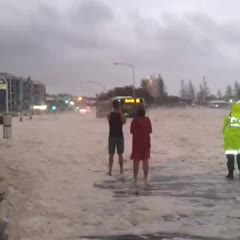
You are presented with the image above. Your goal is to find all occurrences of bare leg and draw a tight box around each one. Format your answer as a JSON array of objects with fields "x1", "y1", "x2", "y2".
[
  {"x1": 108, "y1": 155, "x2": 114, "y2": 176},
  {"x1": 133, "y1": 160, "x2": 140, "y2": 183},
  {"x1": 118, "y1": 154, "x2": 124, "y2": 174},
  {"x1": 143, "y1": 160, "x2": 149, "y2": 184}
]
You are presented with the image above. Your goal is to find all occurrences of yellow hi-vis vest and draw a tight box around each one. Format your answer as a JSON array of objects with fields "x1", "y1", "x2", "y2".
[
  {"x1": 228, "y1": 116, "x2": 240, "y2": 128},
  {"x1": 223, "y1": 106, "x2": 240, "y2": 154}
]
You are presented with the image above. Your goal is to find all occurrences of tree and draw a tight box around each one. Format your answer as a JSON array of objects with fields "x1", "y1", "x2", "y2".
[
  {"x1": 157, "y1": 74, "x2": 167, "y2": 99},
  {"x1": 187, "y1": 81, "x2": 195, "y2": 101},
  {"x1": 196, "y1": 84, "x2": 205, "y2": 104},
  {"x1": 180, "y1": 80, "x2": 188, "y2": 99},
  {"x1": 141, "y1": 79, "x2": 148, "y2": 90},
  {"x1": 202, "y1": 77, "x2": 210, "y2": 103},
  {"x1": 225, "y1": 85, "x2": 233, "y2": 100},
  {"x1": 234, "y1": 81, "x2": 240, "y2": 100},
  {"x1": 141, "y1": 75, "x2": 167, "y2": 101},
  {"x1": 196, "y1": 77, "x2": 210, "y2": 104},
  {"x1": 217, "y1": 90, "x2": 222, "y2": 99}
]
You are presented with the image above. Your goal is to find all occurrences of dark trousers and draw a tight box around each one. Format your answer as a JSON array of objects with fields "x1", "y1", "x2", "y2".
[{"x1": 226, "y1": 154, "x2": 240, "y2": 171}]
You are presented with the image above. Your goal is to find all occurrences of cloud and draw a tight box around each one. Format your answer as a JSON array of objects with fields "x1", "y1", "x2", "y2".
[
  {"x1": 72, "y1": 0, "x2": 114, "y2": 27},
  {"x1": 136, "y1": 13, "x2": 240, "y2": 63},
  {"x1": 123, "y1": 12, "x2": 240, "y2": 94},
  {"x1": 0, "y1": 0, "x2": 240, "y2": 95},
  {"x1": 0, "y1": 0, "x2": 115, "y2": 64}
]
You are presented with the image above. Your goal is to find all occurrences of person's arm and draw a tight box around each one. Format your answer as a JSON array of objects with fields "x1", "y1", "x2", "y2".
[
  {"x1": 223, "y1": 116, "x2": 229, "y2": 134},
  {"x1": 147, "y1": 117, "x2": 152, "y2": 134},
  {"x1": 120, "y1": 111, "x2": 126, "y2": 124},
  {"x1": 107, "y1": 112, "x2": 111, "y2": 123},
  {"x1": 130, "y1": 119, "x2": 134, "y2": 134}
]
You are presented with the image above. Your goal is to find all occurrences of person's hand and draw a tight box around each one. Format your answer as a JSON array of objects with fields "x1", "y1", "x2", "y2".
[{"x1": 120, "y1": 111, "x2": 126, "y2": 124}]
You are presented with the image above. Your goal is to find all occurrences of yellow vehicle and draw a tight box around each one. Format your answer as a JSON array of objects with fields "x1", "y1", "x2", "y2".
[
  {"x1": 96, "y1": 96, "x2": 145, "y2": 118},
  {"x1": 113, "y1": 96, "x2": 145, "y2": 117}
]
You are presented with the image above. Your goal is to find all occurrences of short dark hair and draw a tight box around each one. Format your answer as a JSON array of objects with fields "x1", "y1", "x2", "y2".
[
  {"x1": 136, "y1": 105, "x2": 145, "y2": 117},
  {"x1": 113, "y1": 100, "x2": 120, "y2": 109}
]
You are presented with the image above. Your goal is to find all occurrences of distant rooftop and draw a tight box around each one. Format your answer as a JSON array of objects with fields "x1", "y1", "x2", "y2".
[
  {"x1": 34, "y1": 80, "x2": 44, "y2": 85},
  {"x1": 0, "y1": 72, "x2": 18, "y2": 79},
  {"x1": 0, "y1": 73, "x2": 44, "y2": 85}
]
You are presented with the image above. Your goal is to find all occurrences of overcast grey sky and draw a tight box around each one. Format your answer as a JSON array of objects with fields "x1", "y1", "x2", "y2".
[{"x1": 0, "y1": 0, "x2": 240, "y2": 96}]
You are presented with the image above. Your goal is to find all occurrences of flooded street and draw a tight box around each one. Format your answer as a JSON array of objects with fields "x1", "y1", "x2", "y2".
[{"x1": 1, "y1": 108, "x2": 239, "y2": 240}]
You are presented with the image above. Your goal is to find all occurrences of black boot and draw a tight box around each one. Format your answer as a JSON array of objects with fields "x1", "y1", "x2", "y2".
[
  {"x1": 236, "y1": 155, "x2": 240, "y2": 179},
  {"x1": 226, "y1": 170, "x2": 234, "y2": 180},
  {"x1": 226, "y1": 155, "x2": 235, "y2": 180}
]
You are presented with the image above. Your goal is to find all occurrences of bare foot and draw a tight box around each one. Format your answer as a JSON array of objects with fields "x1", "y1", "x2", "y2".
[{"x1": 144, "y1": 179, "x2": 149, "y2": 186}]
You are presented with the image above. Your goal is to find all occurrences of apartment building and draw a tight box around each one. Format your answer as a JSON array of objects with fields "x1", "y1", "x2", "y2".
[{"x1": 0, "y1": 73, "x2": 46, "y2": 112}]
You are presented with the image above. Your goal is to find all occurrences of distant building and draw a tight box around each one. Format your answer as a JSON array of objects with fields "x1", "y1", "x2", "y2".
[
  {"x1": 33, "y1": 81, "x2": 45, "y2": 105},
  {"x1": 21, "y1": 77, "x2": 34, "y2": 111},
  {"x1": 0, "y1": 73, "x2": 20, "y2": 111},
  {"x1": 0, "y1": 73, "x2": 46, "y2": 112},
  {"x1": 141, "y1": 74, "x2": 164, "y2": 98}
]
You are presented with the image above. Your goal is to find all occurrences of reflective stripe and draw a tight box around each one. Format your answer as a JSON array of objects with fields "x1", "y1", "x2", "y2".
[
  {"x1": 229, "y1": 123, "x2": 240, "y2": 128},
  {"x1": 230, "y1": 117, "x2": 240, "y2": 125},
  {"x1": 229, "y1": 116, "x2": 240, "y2": 128},
  {"x1": 225, "y1": 150, "x2": 239, "y2": 154}
]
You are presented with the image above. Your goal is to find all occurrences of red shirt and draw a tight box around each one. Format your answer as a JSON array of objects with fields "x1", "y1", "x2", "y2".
[{"x1": 130, "y1": 117, "x2": 152, "y2": 160}]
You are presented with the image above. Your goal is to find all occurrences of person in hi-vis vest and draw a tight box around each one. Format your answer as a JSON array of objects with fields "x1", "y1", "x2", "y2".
[{"x1": 223, "y1": 103, "x2": 240, "y2": 179}]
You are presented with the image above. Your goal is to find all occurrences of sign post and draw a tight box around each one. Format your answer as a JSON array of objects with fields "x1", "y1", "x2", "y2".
[
  {"x1": 0, "y1": 77, "x2": 8, "y2": 113},
  {"x1": 0, "y1": 76, "x2": 12, "y2": 146}
]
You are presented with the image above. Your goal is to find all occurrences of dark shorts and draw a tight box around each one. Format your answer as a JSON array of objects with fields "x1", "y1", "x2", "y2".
[{"x1": 108, "y1": 137, "x2": 124, "y2": 155}]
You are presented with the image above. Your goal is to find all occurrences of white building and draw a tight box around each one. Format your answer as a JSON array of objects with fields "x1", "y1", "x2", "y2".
[{"x1": 141, "y1": 74, "x2": 163, "y2": 98}]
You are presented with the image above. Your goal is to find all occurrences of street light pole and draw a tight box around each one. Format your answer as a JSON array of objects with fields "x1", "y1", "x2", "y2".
[
  {"x1": 114, "y1": 62, "x2": 136, "y2": 99},
  {"x1": 132, "y1": 65, "x2": 136, "y2": 99},
  {"x1": 0, "y1": 76, "x2": 9, "y2": 113}
]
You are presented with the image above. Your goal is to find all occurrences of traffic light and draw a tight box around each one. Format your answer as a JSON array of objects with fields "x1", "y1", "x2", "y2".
[{"x1": 51, "y1": 106, "x2": 57, "y2": 111}]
